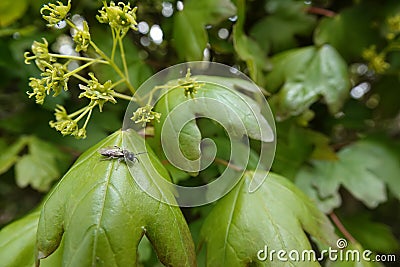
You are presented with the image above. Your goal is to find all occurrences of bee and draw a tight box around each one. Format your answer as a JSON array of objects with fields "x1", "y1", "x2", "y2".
[{"x1": 98, "y1": 146, "x2": 146, "y2": 164}]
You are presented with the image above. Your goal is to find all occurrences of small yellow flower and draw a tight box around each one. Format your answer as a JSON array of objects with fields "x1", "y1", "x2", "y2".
[
  {"x1": 131, "y1": 104, "x2": 161, "y2": 127},
  {"x1": 73, "y1": 21, "x2": 91, "y2": 52},
  {"x1": 24, "y1": 38, "x2": 56, "y2": 71},
  {"x1": 49, "y1": 105, "x2": 89, "y2": 139},
  {"x1": 40, "y1": 0, "x2": 71, "y2": 27},
  {"x1": 386, "y1": 14, "x2": 400, "y2": 40},
  {"x1": 97, "y1": 1, "x2": 138, "y2": 35},
  {"x1": 178, "y1": 68, "x2": 204, "y2": 98},
  {"x1": 362, "y1": 45, "x2": 390, "y2": 74},
  {"x1": 369, "y1": 54, "x2": 390, "y2": 74},
  {"x1": 78, "y1": 73, "x2": 116, "y2": 111},
  {"x1": 27, "y1": 78, "x2": 47, "y2": 104},
  {"x1": 41, "y1": 63, "x2": 69, "y2": 96}
]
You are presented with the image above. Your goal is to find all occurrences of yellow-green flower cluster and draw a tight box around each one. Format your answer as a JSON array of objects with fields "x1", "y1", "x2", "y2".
[
  {"x1": 24, "y1": 38, "x2": 55, "y2": 71},
  {"x1": 386, "y1": 14, "x2": 400, "y2": 40},
  {"x1": 73, "y1": 21, "x2": 91, "y2": 52},
  {"x1": 362, "y1": 45, "x2": 390, "y2": 74},
  {"x1": 78, "y1": 73, "x2": 116, "y2": 111},
  {"x1": 27, "y1": 62, "x2": 69, "y2": 104},
  {"x1": 40, "y1": 0, "x2": 71, "y2": 27},
  {"x1": 178, "y1": 68, "x2": 204, "y2": 98},
  {"x1": 27, "y1": 78, "x2": 47, "y2": 104},
  {"x1": 131, "y1": 104, "x2": 161, "y2": 127},
  {"x1": 25, "y1": 1, "x2": 139, "y2": 139},
  {"x1": 49, "y1": 105, "x2": 84, "y2": 138},
  {"x1": 97, "y1": 1, "x2": 138, "y2": 36}
]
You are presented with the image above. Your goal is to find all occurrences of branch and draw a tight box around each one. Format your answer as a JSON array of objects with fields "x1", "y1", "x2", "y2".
[
  {"x1": 329, "y1": 212, "x2": 357, "y2": 244},
  {"x1": 307, "y1": 6, "x2": 336, "y2": 17}
]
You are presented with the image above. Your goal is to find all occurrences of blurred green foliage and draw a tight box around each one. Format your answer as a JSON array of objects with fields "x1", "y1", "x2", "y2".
[{"x1": 0, "y1": 0, "x2": 400, "y2": 266}]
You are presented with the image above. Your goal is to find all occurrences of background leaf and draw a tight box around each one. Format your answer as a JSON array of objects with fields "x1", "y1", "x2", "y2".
[
  {"x1": 0, "y1": 137, "x2": 28, "y2": 175},
  {"x1": 296, "y1": 139, "x2": 400, "y2": 212},
  {"x1": 0, "y1": 0, "x2": 29, "y2": 27},
  {"x1": 314, "y1": 5, "x2": 380, "y2": 61},
  {"x1": 173, "y1": 0, "x2": 236, "y2": 60},
  {"x1": 266, "y1": 45, "x2": 350, "y2": 118},
  {"x1": 233, "y1": 0, "x2": 271, "y2": 86},
  {"x1": 272, "y1": 120, "x2": 337, "y2": 181},
  {"x1": 342, "y1": 214, "x2": 399, "y2": 254},
  {"x1": 14, "y1": 137, "x2": 68, "y2": 192},
  {"x1": 0, "y1": 209, "x2": 63, "y2": 267},
  {"x1": 250, "y1": 0, "x2": 316, "y2": 54}
]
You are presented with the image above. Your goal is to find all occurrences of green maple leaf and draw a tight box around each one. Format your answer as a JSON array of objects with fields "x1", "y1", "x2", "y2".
[
  {"x1": 265, "y1": 45, "x2": 350, "y2": 119},
  {"x1": 0, "y1": 136, "x2": 68, "y2": 192},
  {"x1": 296, "y1": 139, "x2": 400, "y2": 213},
  {"x1": 36, "y1": 130, "x2": 196, "y2": 266},
  {"x1": 154, "y1": 75, "x2": 274, "y2": 175},
  {"x1": 314, "y1": 5, "x2": 380, "y2": 60},
  {"x1": 200, "y1": 171, "x2": 337, "y2": 266},
  {"x1": 0, "y1": 210, "x2": 63, "y2": 267}
]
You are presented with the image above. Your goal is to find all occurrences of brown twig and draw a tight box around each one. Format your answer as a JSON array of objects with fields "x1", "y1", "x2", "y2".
[
  {"x1": 307, "y1": 6, "x2": 336, "y2": 17},
  {"x1": 214, "y1": 157, "x2": 243, "y2": 172},
  {"x1": 329, "y1": 212, "x2": 357, "y2": 244}
]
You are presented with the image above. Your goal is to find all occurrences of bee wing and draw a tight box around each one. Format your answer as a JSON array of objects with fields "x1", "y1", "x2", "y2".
[{"x1": 98, "y1": 146, "x2": 122, "y2": 156}]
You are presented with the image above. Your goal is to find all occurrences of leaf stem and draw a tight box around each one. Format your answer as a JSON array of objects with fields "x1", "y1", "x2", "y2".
[
  {"x1": 118, "y1": 35, "x2": 130, "y2": 84},
  {"x1": 64, "y1": 61, "x2": 95, "y2": 78},
  {"x1": 64, "y1": 19, "x2": 135, "y2": 93},
  {"x1": 72, "y1": 73, "x2": 89, "y2": 83},
  {"x1": 329, "y1": 212, "x2": 357, "y2": 244},
  {"x1": 214, "y1": 157, "x2": 243, "y2": 172},
  {"x1": 112, "y1": 92, "x2": 135, "y2": 101},
  {"x1": 74, "y1": 102, "x2": 96, "y2": 122},
  {"x1": 82, "y1": 106, "x2": 93, "y2": 129},
  {"x1": 48, "y1": 53, "x2": 108, "y2": 64},
  {"x1": 306, "y1": 6, "x2": 336, "y2": 17},
  {"x1": 68, "y1": 106, "x2": 89, "y2": 119},
  {"x1": 111, "y1": 29, "x2": 118, "y2": 61},
  {"x1": 89, "y1": 40, "x2": 136, "y2": 94}
]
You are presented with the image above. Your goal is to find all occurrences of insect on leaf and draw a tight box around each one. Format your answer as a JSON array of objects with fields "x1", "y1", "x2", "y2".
[{"x1": 36, "y1": 130, "x2": 196, "y2": 267}]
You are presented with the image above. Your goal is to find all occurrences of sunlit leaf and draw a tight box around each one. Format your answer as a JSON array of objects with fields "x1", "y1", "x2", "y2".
[
  {"x1": 154, "y1": 76, "x2": 274, "y2": 172},
  {"x1": 36, "y1": 130, "x2": 196, "y2": 266},
  {"x1": 200, "y1": 171, "x2": 337, "y2": 266}
]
